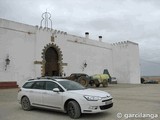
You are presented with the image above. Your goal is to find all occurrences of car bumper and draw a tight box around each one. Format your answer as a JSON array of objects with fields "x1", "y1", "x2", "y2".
[{"x1": 81, "y1": 98, "x2": 113, "y2": 113}]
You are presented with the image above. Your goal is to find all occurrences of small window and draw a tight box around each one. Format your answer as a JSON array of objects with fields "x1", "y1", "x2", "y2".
[
  {"x1": 32, "y1": 81, "x2": 45, "y2": 90},
  {"x1": 23, "y1": 82, "x2": 34, "y2": 88}
]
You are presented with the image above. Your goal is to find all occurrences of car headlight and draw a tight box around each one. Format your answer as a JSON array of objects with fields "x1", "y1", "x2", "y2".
[{"x1": 84, "y1": 95, "x2": 102, "y2": 101}]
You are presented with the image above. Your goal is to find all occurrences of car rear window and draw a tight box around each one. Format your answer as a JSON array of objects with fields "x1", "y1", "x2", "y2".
[{"x1": 23, "y1": 82, "x2": 34, "y2": 88}]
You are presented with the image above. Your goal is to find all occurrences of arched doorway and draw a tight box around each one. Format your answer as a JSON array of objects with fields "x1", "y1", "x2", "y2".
[
  {"x1": 41, "y1": 43, "x2": 63, "y2": 77},
  {"x1": 45, "y1": 47, "x2": 59, "y2": 76}
]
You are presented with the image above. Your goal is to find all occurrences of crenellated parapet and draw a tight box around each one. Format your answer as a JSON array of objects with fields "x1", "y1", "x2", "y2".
[
  {"x1": 53, "y1": 29, "x2": 67, "y2": 35},
  {"x1": 35, "y1": 25, "x2": 67, "y2": 35},
  {"x1": 112, "y1": 41, "x2": 128, "y2": 48},
  {"x1": 111, "y1": 40, "x2": 138, "y2": 48}
]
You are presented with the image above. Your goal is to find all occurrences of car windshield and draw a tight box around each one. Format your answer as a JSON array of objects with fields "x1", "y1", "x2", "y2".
[{"x1": 58, "y1": 80, "x2": 86, "y2": 91}]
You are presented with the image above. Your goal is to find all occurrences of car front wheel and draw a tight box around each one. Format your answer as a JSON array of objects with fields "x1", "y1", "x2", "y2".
[
  {"x1": 67, "y1": 101, "x2": 81, "y2": 119},
  {"x1": 21, "y1": 96, "x2": 32, "y2": 111}
]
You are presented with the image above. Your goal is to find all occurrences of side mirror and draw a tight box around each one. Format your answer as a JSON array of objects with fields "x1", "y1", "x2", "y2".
[{"x1": 53, "y1": 88, "x2": 60, "y2": 92}]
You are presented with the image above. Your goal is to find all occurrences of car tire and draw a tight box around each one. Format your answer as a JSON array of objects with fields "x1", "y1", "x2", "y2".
[
  {"x1": 89, "y1": 80, "x2": 95, "y2": 86},
  {"x1": 102, "y1": 79, "x2": 108, "y2": 87},
  {"x1": 21, "y1": 96, "x2": 32, "y2": 111},
  {"x1": 94, "y1": 79, "x2": 100, "y2": 87},
  {"x1": 78, "y1": 76, "x2": 89, "y2": 87},
  {"x1": 67, "y1": 101, "x2": 81, "y2": 119}
]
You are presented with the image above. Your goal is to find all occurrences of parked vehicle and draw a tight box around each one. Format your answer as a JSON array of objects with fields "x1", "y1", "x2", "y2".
[
  {"x1": 90, "y1": 74, "x2": 109, "y2": 87},
  {"x1": 143, "y1": 80, "x2": 158, "y2": 84},
  {"x1": 90, "y1": 69, "x2": 112, "y2": 87},
  {"x1": 17, "y1": 77, "x2": 113, "y2": 119},
  {"x1": 141, "y1": 78, "x2": 145, "y2": 84},
  {"x1": 66, "y1": 69, "x2": 114, "y2": 87},
  {"x1": 65, "y1": 73, "x2": 92, "y2": 87}
]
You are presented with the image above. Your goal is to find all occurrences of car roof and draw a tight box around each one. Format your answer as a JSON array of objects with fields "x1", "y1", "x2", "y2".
[
  {"x1": 55, "y1": 79, "x2": 69, "y2": 81},
  {"x1": 71, "y1": 73, "x2": 88, "y2": 75},
  {"x1": 71, "y1": 73, "x2": 87, "y2": 74},
  {"x1": 27, "y1": 77, "x2": 69, "y2": 82}
]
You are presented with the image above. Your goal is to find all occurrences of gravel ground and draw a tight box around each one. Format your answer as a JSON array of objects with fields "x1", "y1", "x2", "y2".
[{"x1": 0, "y1": 84, "x2": 159, "y2": 120}]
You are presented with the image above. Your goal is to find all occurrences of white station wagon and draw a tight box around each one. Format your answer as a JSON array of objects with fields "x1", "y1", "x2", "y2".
[{"x1": 17, "y1": 77, "x2": 113, "y2": 119}]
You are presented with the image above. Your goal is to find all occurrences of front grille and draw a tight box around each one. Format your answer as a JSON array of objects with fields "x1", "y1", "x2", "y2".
[
  {"x1": 102, "y1": 98, "x2": 112, "y2": 102},
  {"x1": 100, "y1": 103, "x2": 113, "y2": 110}
]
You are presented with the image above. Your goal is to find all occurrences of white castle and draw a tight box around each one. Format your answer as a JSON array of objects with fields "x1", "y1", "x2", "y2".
[{"x1": 0, "y1": 14, "x2": 140, "y2": 86}]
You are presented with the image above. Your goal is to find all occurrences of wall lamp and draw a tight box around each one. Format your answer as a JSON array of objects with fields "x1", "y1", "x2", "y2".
[
  {"x1": 82, "y1": 60, "x2": 87, "y2": 71},
  {"x1": 5, "y1": 55, "x2": 10, "y2": 71},
  {"x1": 84, "y1": 62, "x2": 87, "y2": 68}
]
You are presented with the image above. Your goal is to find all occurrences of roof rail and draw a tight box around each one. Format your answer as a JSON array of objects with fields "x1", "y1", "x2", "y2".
[
  {"x1": 37, "y1": 76, "x2": 54, "y2": 80},
  {"x1": 28, "y1": 76, "x2": 63, "y2": 81},
  {"x1": 37, "y1": 76, "x2": 64, "y2": 80},
  {"x1": 28, "y1": 79, "x2": 35, "y2": 81}
]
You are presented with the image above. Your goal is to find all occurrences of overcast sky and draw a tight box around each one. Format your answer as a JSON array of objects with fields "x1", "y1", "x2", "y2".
[{"x1": 0, "y1": 0, "x2": 160, "y2": 76}]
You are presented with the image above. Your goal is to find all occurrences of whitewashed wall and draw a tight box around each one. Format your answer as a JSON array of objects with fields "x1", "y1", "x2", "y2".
[
  {"x1": 0, "y1": 19, "x2": 36, "y2": 85},
  {"x1": 112, "y1": 41, "x2": 140, "y2": 84},
  {"x1": 34, "y1": 28, "x2": 114, "y2": 77},
  {"x1": 60, "y1": 35, "x2": 113, "y2": 76},
  {"x1": 0, "y1": 18, "x2": 140, "y2": 86},
  {"x1": 127, "y1": 42, "x2": 140, "y2": 84}
]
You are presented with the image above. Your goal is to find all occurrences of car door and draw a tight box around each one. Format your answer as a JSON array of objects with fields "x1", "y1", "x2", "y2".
[
  {"x1": 31, "y1": 81, "x2": 45, "y2": 106},
  {"x1": 42, "y1": 81, "x2": 63, "y2": 110}
]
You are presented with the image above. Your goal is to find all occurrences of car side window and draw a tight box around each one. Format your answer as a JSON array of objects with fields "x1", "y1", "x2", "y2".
[
  {"x1": 46, "y1": 82, "x2": 58, "y2": 90},
  {"x1": 32, "y1": 81, "x2": 45, "y2": 90},
  {"x1": 45, "y1": 81, "x2": 64, "y2": 92}
]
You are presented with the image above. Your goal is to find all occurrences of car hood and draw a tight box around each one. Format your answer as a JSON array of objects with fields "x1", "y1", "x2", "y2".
[{"x1": 68, "y1": 88, "x2": 111, "y2": 98}]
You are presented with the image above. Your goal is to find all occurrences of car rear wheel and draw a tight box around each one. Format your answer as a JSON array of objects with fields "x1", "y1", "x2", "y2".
[
  {"x1": 21, "y1": 96, "x2": 32, "y2": 111},
  {"x1": 67, "y1": 101, "x2": 81, "y2": 119}
]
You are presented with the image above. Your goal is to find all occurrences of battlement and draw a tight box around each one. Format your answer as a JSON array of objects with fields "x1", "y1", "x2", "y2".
[
  {"x1": 35, "y1": 25, "x2": 67, "y2": 35},
  {"x1": 111, "y1": 40, "x2": 138, "y2": 48}
]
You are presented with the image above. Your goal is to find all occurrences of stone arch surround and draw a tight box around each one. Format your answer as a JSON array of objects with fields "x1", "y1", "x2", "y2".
[{"x1": 41, "y1": 43, "x2": 63, "y2": 76}]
